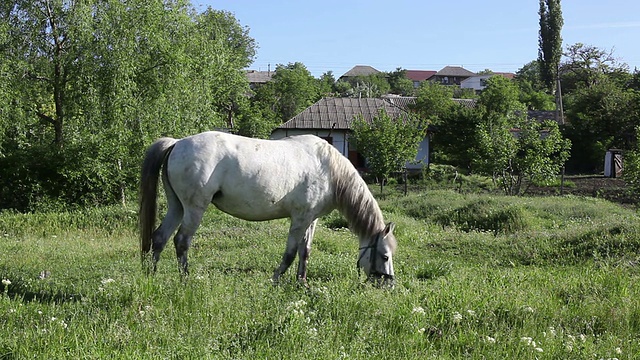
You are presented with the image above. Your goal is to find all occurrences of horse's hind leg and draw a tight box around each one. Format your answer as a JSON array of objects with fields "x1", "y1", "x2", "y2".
[
  {"x1": 151, "y1": 204, "x2": 183, "y2": 272},
  {"x1": 173, "y1": 207, "x2": 205, "y2": 276}
]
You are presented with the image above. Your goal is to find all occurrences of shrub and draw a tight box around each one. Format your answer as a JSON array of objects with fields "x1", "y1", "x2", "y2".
[{"x1": 437, "y1": 198, "x2": 530, "y2": 235}]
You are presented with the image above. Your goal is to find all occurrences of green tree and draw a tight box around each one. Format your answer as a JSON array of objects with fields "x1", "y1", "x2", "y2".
[
  {"x1": 267, "y1": 62, "x2": 321, "y2": 122},
  {"x1": 350, "y1": 109, "x2": 425, "y2": 192},
  {"x1": 411, "y1": 81, "x2": 455, "y2": 124},
  {"x1": 563, "y1": 78, "x2": 639, "y2": 172},
  {"x1": 561, "y1": 43, "x2": 628, "y2": 93},
  {"x1": 538, "y1": 0, "x2": 563, "y2": 92},
  {"x1": 348, "y1": 73, "x2": 390, "y2": 98},
  {"x1": 623, "y1": 126, "x2": 640, "y2": 200},
  {"x1": 387, "y1": 68, "x2": 415, "y2": 96},
  {"x1": 473, "y1": 76, "x2": 570, "y2": 195},
  {"x1": 0, "y1": 0, "x2": 256, "y2": 211}
]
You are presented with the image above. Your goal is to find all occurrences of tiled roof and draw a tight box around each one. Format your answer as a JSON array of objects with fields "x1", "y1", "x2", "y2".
[
  {"x1": 434, "y1": 66, "x2": 476, "y2": 77},
  {"x1": 340, "y1": 65, "x2": 381, "y2": 78},
  {"x1": 278, "y1": 97, "x2": 411, "y2": 130},
  {"x1": 406, "y1": 70, "x2": 437, "y2": 81},
  {"x1": 246, "y1": 70, "x2": 274, "y2": 83}
]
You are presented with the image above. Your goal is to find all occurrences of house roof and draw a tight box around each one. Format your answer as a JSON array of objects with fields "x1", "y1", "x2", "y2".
[
  {"x1": 278, "y1": 97, "x2": 411, "y2": 130},
  {"x1": 246, "y1": 70, "x2": 274, "y2": 83},
  {"x1": 433, "y1": 66, "x2": 476, "y2": 77},
  {"x1": 340, "y1": 65, "x2": 381, "y2": 78},
  {"x1": 406, "y1": 70, "x2": 437, "y2": 82}
]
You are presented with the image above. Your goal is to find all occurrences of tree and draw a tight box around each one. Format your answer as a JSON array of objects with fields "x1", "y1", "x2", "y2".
[
  {"x1": 563, "y1": 78, "x2": 639, "y2": 172},
  {"x1": 387, "y1": 68, "x2": 415, "y2": 96},
  {"x1": 538, "y1": 0, "x2": 563, "y2": 92},
  {"x1": 0, "y1": 1, "x2": 256, "y2": 211},
  {"x1": 561, "y1": 43, "x2": 628, "y2": 93},
  {"x1": 265, "y1": 62, "x2": 321, "y2": 122},
  {"x1": 411, "y1": 81, "x2": 455, "y2": 123},
  {"x1": 473, "y1": 76, "x2": 571, "y2": 195},
  {"x1": 623, "y1": 126, "x2": 640, "y2": 201},
  {"x1": 350, "y1": 109, "x2": 425, "y2": 192}
]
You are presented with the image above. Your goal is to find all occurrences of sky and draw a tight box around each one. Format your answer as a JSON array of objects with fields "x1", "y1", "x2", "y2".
[{"x1": 192, "y1": 0, "x2": 640, "y2": 78}]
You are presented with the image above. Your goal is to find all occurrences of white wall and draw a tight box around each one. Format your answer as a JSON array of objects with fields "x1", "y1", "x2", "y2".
[{"x1": 271, "y1": 129, "x2": 349, "y2": 158}]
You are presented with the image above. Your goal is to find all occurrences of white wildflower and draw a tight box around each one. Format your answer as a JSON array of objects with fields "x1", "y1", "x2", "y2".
[
  {"x1": 417, "y1": 328, "x2": 426, "y2": 334},
  {"x1": 466, "y1": 309, "x2": 476, "y2": 317},
  {"x1": 412, "y1": 306, "x2": 425, "y2": 315},
  {"x1": 520, "y1": 337, "x2": 533, "y2": 346},
  {"x1": 615, "y1": 347, "x2": 622, "y2": 354},
  {"x1": 544, "y1": 326, "x2": 557, "y2": 338},
  {"x1": 1, "y1": 279, "x2": 11, "y2": 286},
  {"x1": 522, "y1": 306, "x2": 535, "y2": 313},
  {"x1": 485, "y1": 336, "x2": 496, "y2": 344},
  {"x1": 579, "y1": 334, "x2": 586, "y2": 342},
  {"x1": 452, "y1": 311, "x2": 463, "y2": 324},
  {"x1": 534, "y1": 347, "x2": 544, "y2": 353},
  {"x1": 565, "y1": 344, "x2": 573, "y2": 352},
  {"x1": 101, "y1": 278, "x2": 115, "y2": 285}
]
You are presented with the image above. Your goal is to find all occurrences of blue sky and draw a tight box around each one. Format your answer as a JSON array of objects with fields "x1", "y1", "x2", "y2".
[{"x1": 193, "y1": 0, "x2": 640, "y2": 78}]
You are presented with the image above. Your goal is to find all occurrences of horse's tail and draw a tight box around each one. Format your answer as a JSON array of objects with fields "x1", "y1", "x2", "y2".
[{"x1": 139, "y1": 137, "x2": 177, "y2": 262}]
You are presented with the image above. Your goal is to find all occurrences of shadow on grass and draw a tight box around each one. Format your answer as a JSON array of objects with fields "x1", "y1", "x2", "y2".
[{"x1": 1, "y1": 278, "x2": 84, "y2": 304}]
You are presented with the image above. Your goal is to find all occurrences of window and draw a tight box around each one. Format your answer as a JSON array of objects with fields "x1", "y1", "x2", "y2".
[{"x1": 320, "y1": 136, "x2": 333, "y2": 145}]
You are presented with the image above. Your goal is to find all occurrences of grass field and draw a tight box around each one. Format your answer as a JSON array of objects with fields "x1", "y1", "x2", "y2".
[{"x1": 1, "y1": 188, "x2": 640, "y2": 359}]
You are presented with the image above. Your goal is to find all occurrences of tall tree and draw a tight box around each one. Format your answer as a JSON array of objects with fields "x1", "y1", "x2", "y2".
[
  {"x1": 538, "y1": 0, "x2": 563, "y2": 92},
  {"x1": 0, "y1": 0, "x2": 256, "y2": 211}
]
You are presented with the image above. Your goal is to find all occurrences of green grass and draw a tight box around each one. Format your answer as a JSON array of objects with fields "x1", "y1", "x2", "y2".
[{"x1": 1, "y1": 190, "x2": 640, "y2": 359}]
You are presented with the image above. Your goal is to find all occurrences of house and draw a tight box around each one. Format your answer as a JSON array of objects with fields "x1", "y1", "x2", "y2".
[
  {"x1": 270, "y1": 97, "x2": 429, "y2": 170},
  {"x1": 338, "y1": 65, "x2": 382, "y2": 82},
  {"x1": 429, "y1": 66, "x2": 476, "y2": 85},
  {"x1": 246, "y1": 70, "x2": 274, "y2": 89},
  {"x1": 405, "y1": 70, "x2": 437, "y2": 88},
  {"x1": 460, "y1": 72, "x2": 516, "y2": 94}
]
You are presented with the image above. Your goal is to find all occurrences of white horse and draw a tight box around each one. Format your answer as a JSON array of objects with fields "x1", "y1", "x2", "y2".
[{"x1": 139, "y1": 131, "x2": 397, "y2": 285}]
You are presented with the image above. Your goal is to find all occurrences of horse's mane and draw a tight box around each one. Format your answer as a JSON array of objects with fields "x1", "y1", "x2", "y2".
[{"x1": 321, "y1": 142, "x2": 385, "y2": 240}]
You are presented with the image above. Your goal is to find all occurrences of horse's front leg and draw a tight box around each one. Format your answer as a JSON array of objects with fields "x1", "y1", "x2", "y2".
[
  {"x1": 273, "y1": 219, "x2": 311, "y2": 285},
  {"x1": 296, "y1": 219, "x2": 318, "y2": 285}
]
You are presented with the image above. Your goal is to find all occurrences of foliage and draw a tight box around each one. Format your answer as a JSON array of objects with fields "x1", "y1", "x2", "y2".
[
  {"x1": 350, "y1": 109, "x2": 425, "y2": 190},
  {"x1": 265, "y1": 62, "x2": 322, "y2": 122},
  {"x1": 623, "y1": 126, "x2": 640, "y2": 201},
  {"x1": 538, "y1": 0, "x2": 563, "y2": 92},
  {"x1": 563, "y1": 77, "x2": 639, "y2": 172},
  {"x1": 0, "y1": 1, "x2": 256, "y2": 211},
  {"x1": 474, "y1": 77, "x2": 570, "y2": 195},
  {"x1": 561, "y1": 43, "x2": 629, "y2": 93},
  {"x1": 386, "y1": 68, "x2": 415, "y2": 96},
  {"x1": 411, "y1": 81, "x2": 455, "y2": 124}
]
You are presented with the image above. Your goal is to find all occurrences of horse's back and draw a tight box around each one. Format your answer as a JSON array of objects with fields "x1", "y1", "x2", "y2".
[{"x1": 166, "y1": 131, "x2": 337, "y2": 221}]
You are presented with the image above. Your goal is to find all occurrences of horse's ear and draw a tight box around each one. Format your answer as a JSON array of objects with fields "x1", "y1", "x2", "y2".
[{"x1": 384, "y1": 222, "x2": 395, "y2": 235}]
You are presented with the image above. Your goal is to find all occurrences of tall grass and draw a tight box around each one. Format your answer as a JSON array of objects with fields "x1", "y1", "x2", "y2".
[{"x1": 1, "y1": 191, "x2": 640, "y2": 359}]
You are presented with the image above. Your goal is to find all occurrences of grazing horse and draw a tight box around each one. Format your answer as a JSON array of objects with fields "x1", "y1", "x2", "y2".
[{"x1": 139, "y1": 131, "x2": 397, "y2": 285}]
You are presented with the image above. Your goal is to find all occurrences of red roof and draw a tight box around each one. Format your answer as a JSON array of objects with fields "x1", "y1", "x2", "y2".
[{"x1": 405, "y1": 70, "x2": 437, "y2": 82}]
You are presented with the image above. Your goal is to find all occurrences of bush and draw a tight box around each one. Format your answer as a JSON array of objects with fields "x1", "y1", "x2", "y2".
[{"x1": 436, "y1": 198, "x2": 530, "y2": 235}]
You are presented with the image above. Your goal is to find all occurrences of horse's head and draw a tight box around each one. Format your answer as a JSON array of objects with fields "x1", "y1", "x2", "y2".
[{"x1": 357, "y1": 222, "x2": 397, "y2": 287}]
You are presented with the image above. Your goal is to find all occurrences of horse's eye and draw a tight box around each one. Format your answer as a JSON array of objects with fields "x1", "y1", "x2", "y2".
[{"x1": 382, "y1": 255, "x2": 389, "y2": 262}]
